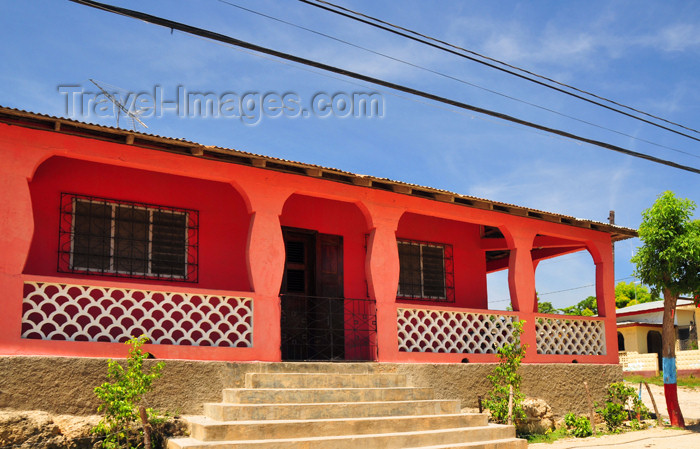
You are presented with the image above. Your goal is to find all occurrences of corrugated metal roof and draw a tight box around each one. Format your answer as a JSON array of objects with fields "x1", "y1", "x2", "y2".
[
  {"x1": 0, "y1": 105, "x2": 638, "y2": 240},
  {"x1": 616, "y1": 299, "x2": 694, "y2": 315}
]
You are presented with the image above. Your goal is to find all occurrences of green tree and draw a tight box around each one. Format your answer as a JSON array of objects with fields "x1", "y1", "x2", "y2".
[
  {"x1": 93, "y1": 336, "x2": 165, "y2": 448},
  {"x1": 631, "y1": 191, "x2": 700, "y2": 428},
  {"x1": 560, "y1": 296, "x2": 597, "y2": 316},
  {"x1": 614, "y1": 281, "x2": 658, "y2": 309},
  {"x1": 484, "y1": 321, "x2": 527, "y2": 424},
  {"x1": 536, "y1": 301, "x2": 559, "y2": 314}
]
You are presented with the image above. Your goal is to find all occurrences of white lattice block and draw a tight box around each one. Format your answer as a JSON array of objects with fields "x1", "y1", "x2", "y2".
[
  {"x1": 677, "y1": 349, "x2": 700, "y2": 370},
  {"x1": 619, "y1": 351, "x2": 658, "y2": 372},
  {"x1": 397, "y1": 308, "x2": 517, "y2": 353},
  {"x1": 536, "y1": 316, "x2": 605, "y2": 355},
  {"x1": 21, "y1": 282, "x2": 253, "y2": 347}
]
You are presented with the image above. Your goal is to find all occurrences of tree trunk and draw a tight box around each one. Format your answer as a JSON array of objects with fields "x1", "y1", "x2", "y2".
[{"x1": 662, "y1": 288, "x2": 685, "y2": 428}]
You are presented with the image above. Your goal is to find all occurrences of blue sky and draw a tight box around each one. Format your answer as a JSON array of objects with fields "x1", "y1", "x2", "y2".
[{"x1": 1, "y1": 0, "x2": 698, "y2": 310}]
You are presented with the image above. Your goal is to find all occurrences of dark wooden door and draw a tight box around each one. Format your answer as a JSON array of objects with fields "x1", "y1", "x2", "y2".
[
  {"x1": 647, "y1": 330, "x2": 663, "y2": 371},
  {"x1": 280, "y1": 228, "x2": 344, "y2": 361},
  {"x1": 315, "y1": 234, "x2": 344, "y2": 360},
  {"x1": 281, "y1": 229, "x2": 316, "y2": 296}
]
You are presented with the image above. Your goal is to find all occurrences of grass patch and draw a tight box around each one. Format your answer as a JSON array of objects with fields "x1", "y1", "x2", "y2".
[
  {"x1": 524, "y1": 424, "x2": 658, "y2": 444},
  {"x1": 624, "y1": 373, "x2": 700, "y2": 389},
  {"x1": 522, "y1": 427, "x2": 568, "y2": 444}
]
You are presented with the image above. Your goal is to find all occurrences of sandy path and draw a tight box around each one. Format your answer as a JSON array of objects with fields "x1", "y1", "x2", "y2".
[
  {"x1": 529, "y1": 383, "x2": 700, "y2": 448},
  {"x1": 528, "y1": 425, "x2": 700, "y2": 449},
  {"x1": 634, "y1": 382, "x2": 700, "y2": 423}
]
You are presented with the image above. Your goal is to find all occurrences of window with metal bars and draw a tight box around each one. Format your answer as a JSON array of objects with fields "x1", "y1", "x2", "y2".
[
  {"x1": 58, "y1": 193, "x2": 198, "y2": 282},
  {"x1": 397, "y1": 239, "x2": 454, "y2": 302}
]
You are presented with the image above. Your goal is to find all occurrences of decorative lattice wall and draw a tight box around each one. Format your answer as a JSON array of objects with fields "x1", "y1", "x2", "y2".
[
  {"x1": 536, "y1": 316, "x2": 605, "y2": 355},
  {"x1": 619, "y1": 351, "x2": 658, "y2": 372},
  {"x1": 21, "y1": 282, "x2": 253, "y2": 347},
  {"x1": 397, "y1": 308, "x2": 517, "y2": 353},
  {"x1": 677, "y1": 349, "x2": 700, "y2": 370}
]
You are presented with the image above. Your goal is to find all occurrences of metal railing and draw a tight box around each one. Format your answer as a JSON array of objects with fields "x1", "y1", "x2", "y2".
[{"x1": 280, "y1": 295, "x2": 377, "y2": 361}]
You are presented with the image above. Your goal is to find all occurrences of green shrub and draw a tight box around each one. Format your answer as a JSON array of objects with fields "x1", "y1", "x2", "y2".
[
  {"x1": 597, "y1": 401, "x2": 627, "y2": 431},
  {"x1": 564, "y1": 412, "x2": 593, "y2": 438},
  {"x1": 596, "y1": 382, "x2": 650, "y2": 431},
  {"x1": 93, "y1": 336, "x2": 165, "y2": 449}
]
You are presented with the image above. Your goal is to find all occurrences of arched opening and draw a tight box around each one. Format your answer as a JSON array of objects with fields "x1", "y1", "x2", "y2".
[
  {"x1": 396, "y1": 212, "x2": 486, "y2": 309},
  {"x1": 278, "y1": 194, "x2": 373, "y2": 361},
  {"x1": 25, "y1": 156, "x2": 251, "y2": 291},
  {"x1": 483, "y1": 226, "x2": 511, "y2": 311},
  {"x1": 532, "y1": 236, "x2": 595, "y2": 315},
  {"x1": 647, "y1": 330, "x2": 663, "y2": 370},
  {"x1": 617, "y1": 332, "x2": 625, "y2": 351}
]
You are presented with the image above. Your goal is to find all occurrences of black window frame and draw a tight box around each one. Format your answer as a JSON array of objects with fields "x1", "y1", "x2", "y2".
[
  {"x1": 58, "y1": 193, "x2": 199, "y2": 282},
  {"x1": 396, "y1": 238, "x2": 454, "y2": 302}
]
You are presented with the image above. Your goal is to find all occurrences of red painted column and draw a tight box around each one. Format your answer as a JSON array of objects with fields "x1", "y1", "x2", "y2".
[
  {"x1": 364, "y1": 205, "x2": 404, "y2": 362},
  {"x1": 504, "y1": 228, "x2": 537, "y2": 360},
  {"x1": 589, "y1": 239, "x2": 619, "y2": 364},
  {"x1": 245, "y1": 187, "x2": 291, "y2": 361},
  {"x1": 0, "y1": 151, "x2": 40, "y2": 354}
]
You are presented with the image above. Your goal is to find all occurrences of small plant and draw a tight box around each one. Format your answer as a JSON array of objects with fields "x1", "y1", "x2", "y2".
[
  {"x1": 483, "y1": 320, "x2": 527, "y2": 424},
  {"x1": 564, "y1": 412, "x2": 593, "y2": 438},
  {"x1": 596, "y1": 382, "x2": 650, "y2": 432},
  {"x1": 629, "y1": 418, "x2": 645, "y2": 430},
  {"x1": 93, "y1": 336, "x2": 165, "y2": 448},
  {"x1": 597, "y1": 401, "x2": 627, "y2": 431}
]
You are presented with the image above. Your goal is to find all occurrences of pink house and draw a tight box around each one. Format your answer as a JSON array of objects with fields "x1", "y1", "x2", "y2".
[{"x1": 0, "y1": 106, "x2": 636, "y2": 365}]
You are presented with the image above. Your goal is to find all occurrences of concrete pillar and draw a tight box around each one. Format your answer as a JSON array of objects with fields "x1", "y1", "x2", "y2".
[
  {"x1": 245, "y1": 187, "x2": 291, "y2": 361},
  {"x1": 588, "y1": 238, "x2": 619, "y2": 363},
  {"x1": 504, "y1": 228, "x2": 537, "y2": 359},
  {"x1": 0, "y1": 148, "x2": 41, "y2": 353},
  {"x1": 364, "y1": 205, "x2": 404, "y2": 362}
]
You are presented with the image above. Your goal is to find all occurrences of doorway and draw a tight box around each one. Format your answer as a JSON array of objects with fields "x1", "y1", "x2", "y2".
[
  {"x1": 647, "y1": 330, "x2": 663, "y2": 371},
  {"x1": 280, "y1": 228, "x2": 345, "y2": 361}
]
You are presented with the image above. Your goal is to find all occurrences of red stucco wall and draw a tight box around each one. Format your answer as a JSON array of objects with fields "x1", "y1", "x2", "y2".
[
  {"x1": 397, "y1": 212, "x2": 487, "y2": 309},
  {"x1": 25, "y1": 156, "x2": 251, "y2": 292},
  {"x1": 0, "y1": 120, "x2": 620, "y2": 364}
]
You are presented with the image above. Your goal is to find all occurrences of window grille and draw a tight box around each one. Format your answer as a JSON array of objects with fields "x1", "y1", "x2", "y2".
[
  {"x1": 397, "y1": 239, "x2": 454, "y2": 302},
  {"x1": 58, "y1": 193, "x2": 198, "y2": 282}
]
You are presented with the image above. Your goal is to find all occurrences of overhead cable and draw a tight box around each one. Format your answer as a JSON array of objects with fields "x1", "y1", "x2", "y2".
[
  {"x1": 299, "y1": 0, "x2": 700, "y2": 144},
  {"x1": 214, "y1": 0, "x2": 700, "y2": 160},
  {"x1": 69, "y1": 0, "x2": 700, "y2": 175}
]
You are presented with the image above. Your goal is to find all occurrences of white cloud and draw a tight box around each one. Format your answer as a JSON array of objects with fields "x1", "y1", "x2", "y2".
[
  {"x1": 446, "y1": 10, "x2": 700, "y2": 77},
  {"x1": 649, "y1": 23, "x2": 700, "y2": 52},
  {"x1": 466, "y1": 160, "x2": 634, "y2": 220}
]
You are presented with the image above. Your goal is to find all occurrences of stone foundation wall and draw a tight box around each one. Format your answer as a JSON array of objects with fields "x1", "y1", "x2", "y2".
[
  {"x1": 0, "y1": 356, "x2": 621, "y2": 418},
  {"x1": 375, "y1": 363, "x2": 622, "y2": 417}
]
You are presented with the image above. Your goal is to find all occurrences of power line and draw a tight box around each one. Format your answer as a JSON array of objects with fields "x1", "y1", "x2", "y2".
[
  {"x1": 214, "y1": 0, "x2": 700, "y2": 160},
  {"x1": 299, "y1": 0, "x2": 700, "y2": 144},
  {"x1": 70, "y1": 0, "x2": 700, "y2": 175}
]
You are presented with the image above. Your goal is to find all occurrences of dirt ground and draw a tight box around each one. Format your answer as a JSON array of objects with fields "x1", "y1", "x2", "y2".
[{"x1": 529, "y1": 383, "x2": 700, "y2": 448}]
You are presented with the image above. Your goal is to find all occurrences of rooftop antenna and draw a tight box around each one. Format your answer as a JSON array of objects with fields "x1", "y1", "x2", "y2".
[{"x1": 89, "y1": 79, "x2": 147, "y2": 130}]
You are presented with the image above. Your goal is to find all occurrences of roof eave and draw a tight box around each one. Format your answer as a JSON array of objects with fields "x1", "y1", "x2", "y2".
[{"x1": 0, "y1": 106, "x2": 638, "y2": 240}]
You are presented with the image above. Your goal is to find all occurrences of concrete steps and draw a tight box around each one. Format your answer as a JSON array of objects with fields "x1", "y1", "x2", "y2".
[
  {"x1": 187, "y1": 414, "x2": 487, "y2": 441},
  {"x1": 222, "y1": 386, "x2": 435, "y2": 403},
  {"x1": 244, "y1": 372, "x2": 406, "y2": 389},
  {"x1": 168, "y1": 426, "x2": 523, "y2": 449},
  {"x1": 168, "y1": 368, "x2": 526, "y2": 449},
  {"x1": 204, "y1": 399, "x2": 461, "y2": 421}
]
